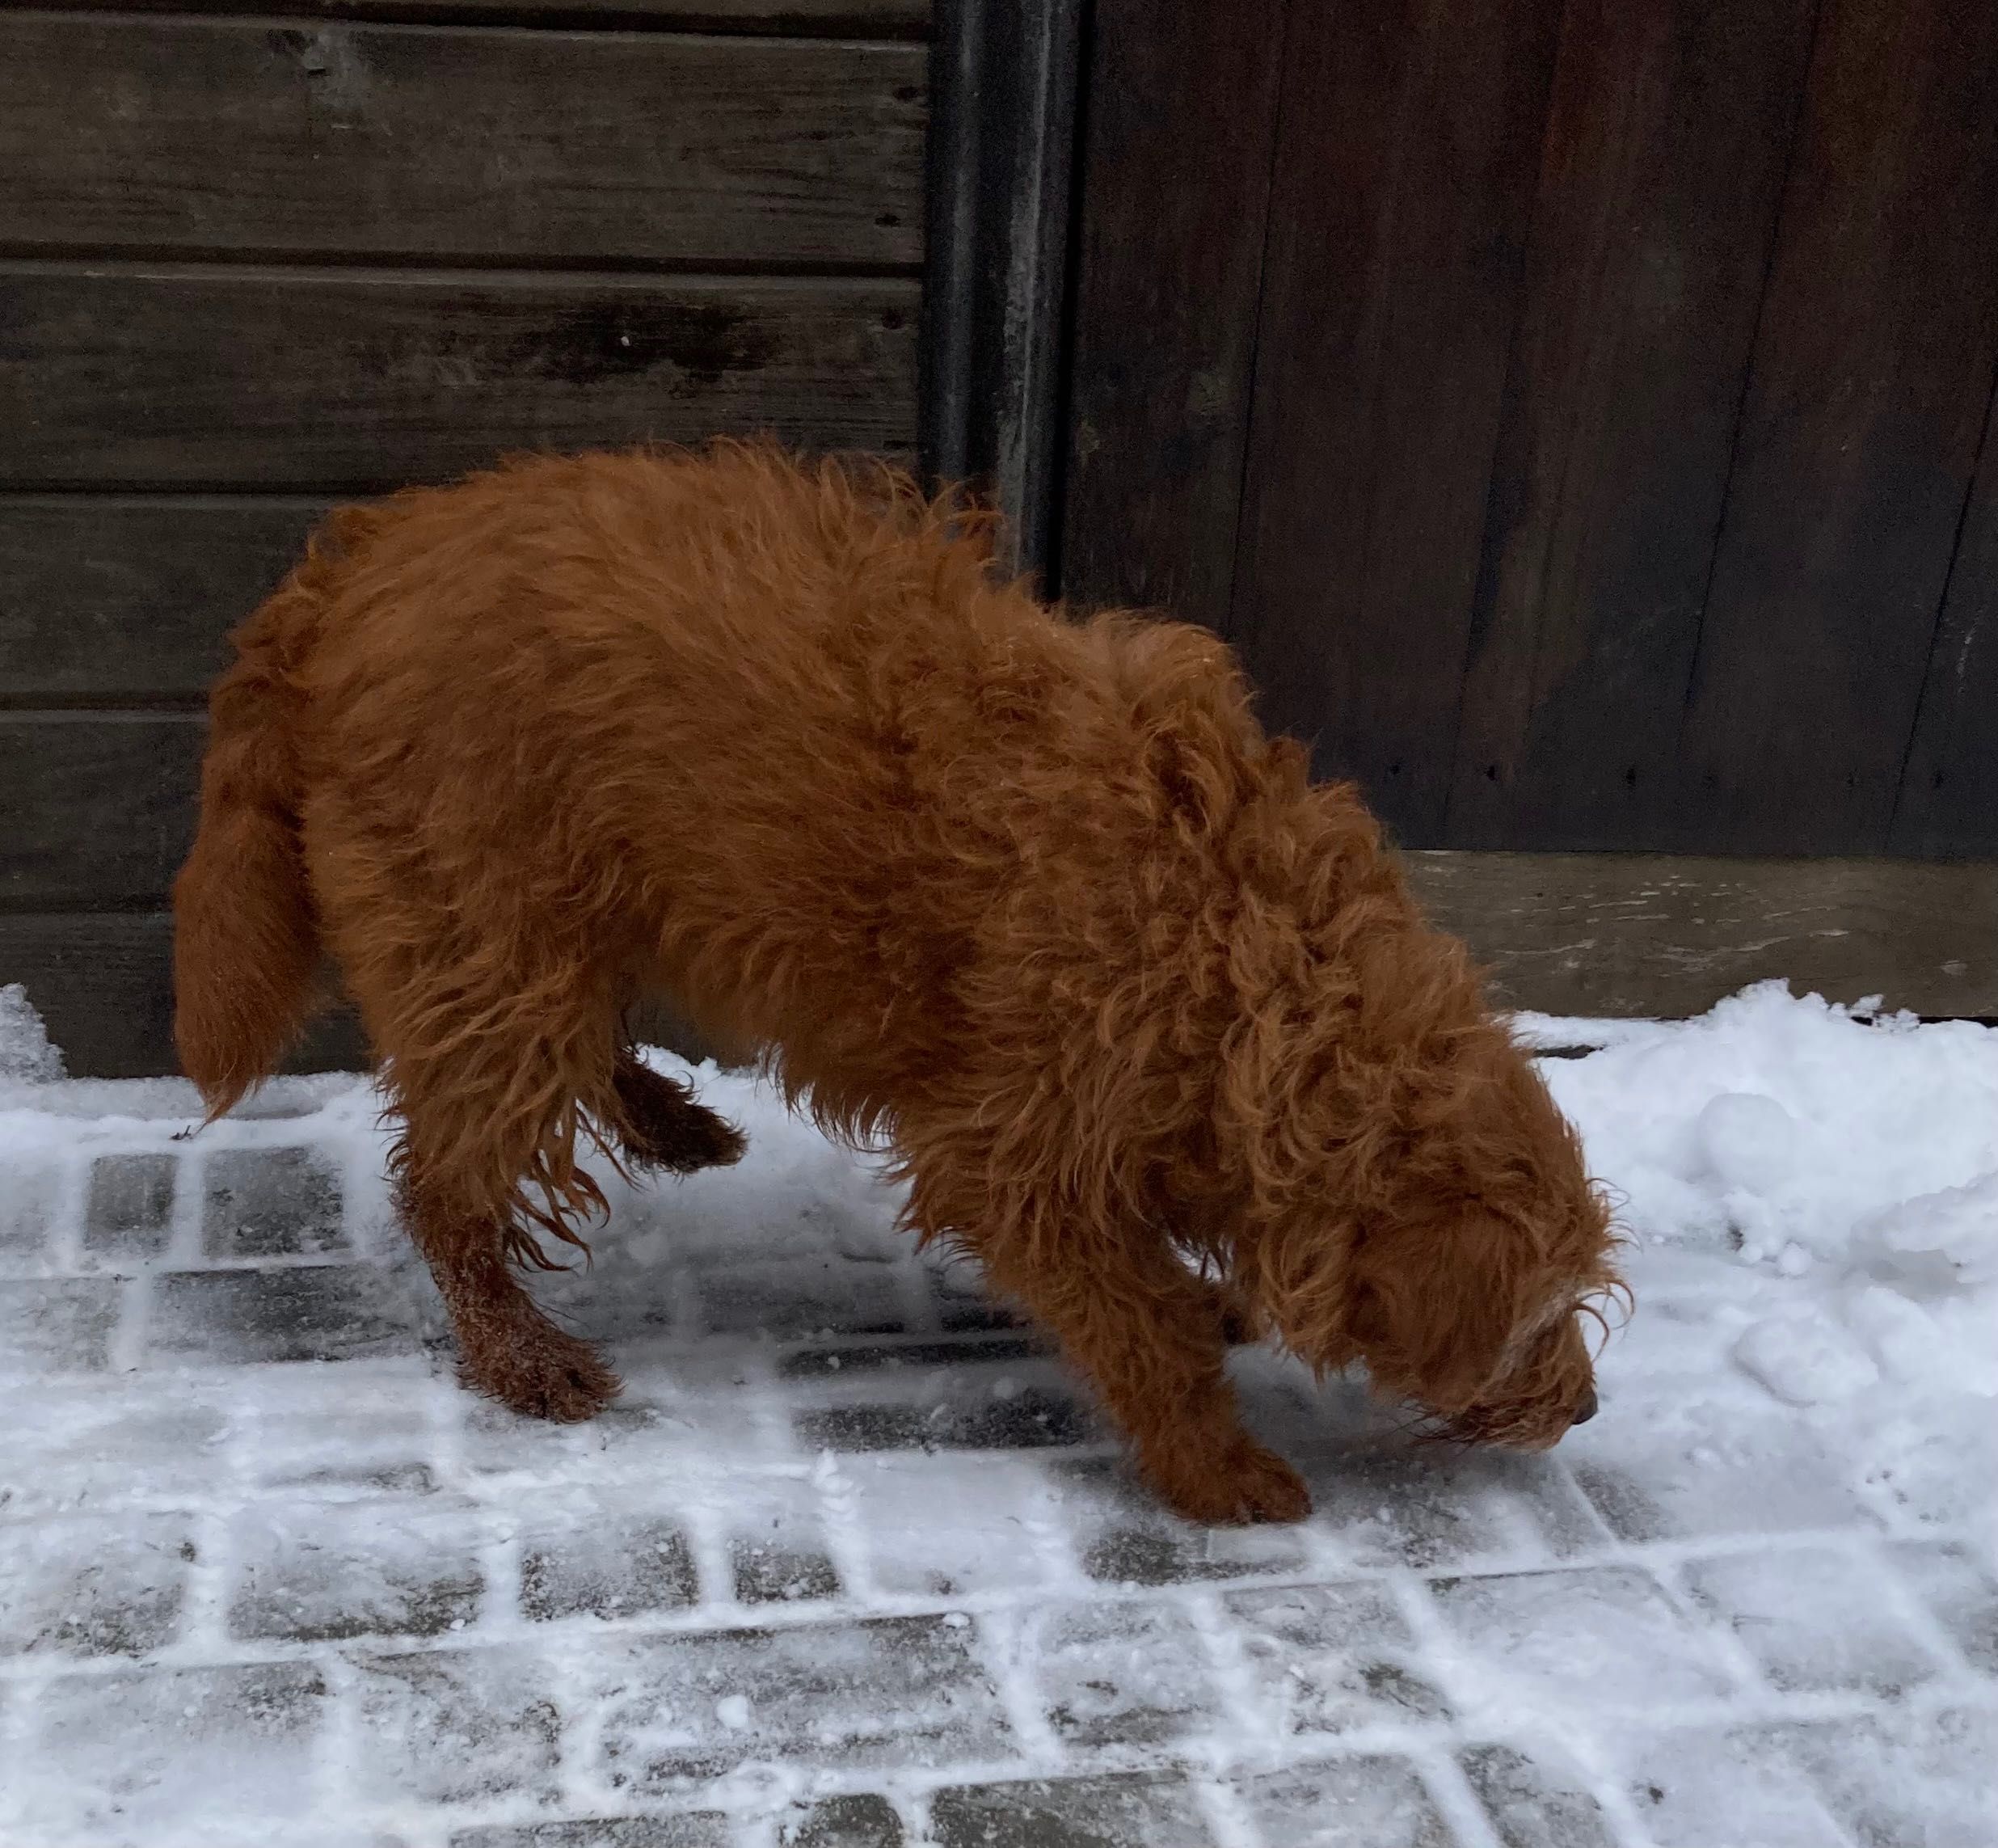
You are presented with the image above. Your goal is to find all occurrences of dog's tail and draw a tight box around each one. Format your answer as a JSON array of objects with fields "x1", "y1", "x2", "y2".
[{"x1": 174, "y1": 514, "x2": 365, "y2": 1118}]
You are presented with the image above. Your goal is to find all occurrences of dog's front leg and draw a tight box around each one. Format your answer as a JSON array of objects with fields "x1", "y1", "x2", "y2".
[{"x1": 976, "y1": 1227, "x2": 1311, "y2": 1525}]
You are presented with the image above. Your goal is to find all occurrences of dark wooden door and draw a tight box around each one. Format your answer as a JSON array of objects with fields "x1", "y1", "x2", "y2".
[{"x1": 1062, "y1": 0, "x2": 1998, "y2": 863}]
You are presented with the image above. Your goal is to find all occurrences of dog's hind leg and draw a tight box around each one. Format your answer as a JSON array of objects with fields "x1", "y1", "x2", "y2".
[
  {"x1": 609, "y1": 1049, "x2": 746, "y2": 1175},
  {"x1": 335, "y1": 909, "x2": 626, "y2": 1422}
]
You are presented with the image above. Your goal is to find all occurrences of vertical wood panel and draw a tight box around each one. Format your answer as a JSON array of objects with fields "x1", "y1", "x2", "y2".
[
  {"x1": 1056, "y1": 0, "x2": 1289, "y2": 629},
  {"x1": 1443, "y1": 0, "x2": 1818, "y2": 850},
  {"x1": 1675, "y1": 0, "x2": 1998, "y2": 854},
  {"x1": 1225, "y1": 0, "x2": 1563, "y2": 844},
  {"x1": 1892, "y1": 373, "x2": 1998, "y2": 857}
]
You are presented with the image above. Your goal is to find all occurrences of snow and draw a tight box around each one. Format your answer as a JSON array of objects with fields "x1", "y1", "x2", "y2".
[{"x1": 0, "y1": 979, "x2": 1994, "y2": 1845}]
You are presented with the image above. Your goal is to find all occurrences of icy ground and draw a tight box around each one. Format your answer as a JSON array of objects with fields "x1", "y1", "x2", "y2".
[{"x1": 0, "y1": 980, "x2": 1992, "y2": 1848}]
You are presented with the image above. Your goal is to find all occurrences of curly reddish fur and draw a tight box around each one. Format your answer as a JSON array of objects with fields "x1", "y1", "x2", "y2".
[{"x1": 174, "y1": 440, "x2": 1622, "y2": 1521}]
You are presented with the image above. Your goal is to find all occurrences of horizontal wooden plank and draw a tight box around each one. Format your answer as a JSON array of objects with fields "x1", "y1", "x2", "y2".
[
  {"x1": 0, "y1": 715, "x2": 204, "y2": 906},
  {"x1": 0, "y1": 266, "x2": 919, "y2": 491},
  {"x1": 27, "y1": 1, "x2": 931, "y2": 31},
  {"x1": 1404, "y1": 851, "x2": 1998, "y2": 1019},
  {"x1": 10, "y1": 712, "x2": 1996, "y2": 1036},
  {"x1": 0, "y1": 500, "x2": 327, "y2": 703},
  {"x1": 0, "y1": 913, "x2": 368, "y2": 1082},
  {"x1": 0, "y1": 19, "x2": 924, "y2": 269},
  {"x1": 10, "y1": 856, "x2": 1995, "y2": 1076},
  {"x1": 0, "y1": 913, "x2": 714, "y2": 1080}
]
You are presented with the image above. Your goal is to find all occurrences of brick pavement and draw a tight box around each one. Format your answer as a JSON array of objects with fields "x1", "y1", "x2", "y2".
[{"x1": 0, "y1": 1089, "x2": 1992, "y2": 1847}]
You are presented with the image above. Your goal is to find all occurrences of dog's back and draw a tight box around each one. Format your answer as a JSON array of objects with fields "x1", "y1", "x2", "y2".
[{"x1": 177, "y1": 441, "x2": 1273, "y2": 1117}]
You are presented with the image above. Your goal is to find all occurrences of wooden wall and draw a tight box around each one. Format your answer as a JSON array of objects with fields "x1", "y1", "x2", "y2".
[
  {"x1": 1065, "y1": 0, "x2": 1998, "y2": 859},
  {"x1": 0, "y1": 0, "x2": 929, "y2": 1075},
  {"x1": 1060, "y1": 0, "x2": 1998, "y2": 1016}
]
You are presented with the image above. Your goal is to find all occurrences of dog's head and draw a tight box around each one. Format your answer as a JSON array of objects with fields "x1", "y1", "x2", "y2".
[{"x1": 1249, "y1": 1033, "x2": 1622, "y2": 1450}]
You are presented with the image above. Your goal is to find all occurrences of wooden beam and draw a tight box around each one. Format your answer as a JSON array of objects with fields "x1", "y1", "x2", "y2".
[
  {"x1": 0, "y1": 914, "x2": 717, "y2": 1082},
  {"x1": 919, "y1": 0, "x2": 1081, "y2": 582},
  {"x1": 1403, "y1": 851, "x2": 1998, "y2": 1019},
  {"x1": 0, "y1": 266, "x2": 918, "y2": 493},
  {"x1": 0, "y1": 19, "x2": 925, "y2": 272},
  {"x1": 7, "y1": 859, "x2": 1995, "y2": 1078},
  {"x1": 27, "y1": 0, "x2": 932, "y2": 33},
  {"x1": 0, "y1": 499, "x2": 327, "y2": 705}
]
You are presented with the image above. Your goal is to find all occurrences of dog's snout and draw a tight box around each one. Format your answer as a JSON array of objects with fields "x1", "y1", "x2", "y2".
[{"x1": 1570, "y1": 1384, "x2": 1599, "y2": 1426}]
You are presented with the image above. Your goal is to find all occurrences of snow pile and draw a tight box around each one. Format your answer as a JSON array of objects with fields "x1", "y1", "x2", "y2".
[
  {"x1": 1524, "y1": 981, "x2": 1998, "y2": 1403},
  {"x1": 0, "y1": 982, "x2": 64, "y2": 1084},
  {"x1": 1520, "y1": 981, "x2": 1998, "y2": 1538}
]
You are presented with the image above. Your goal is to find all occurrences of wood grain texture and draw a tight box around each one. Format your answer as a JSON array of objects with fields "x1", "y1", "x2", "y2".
[
  {"x1": 1404, "y1": 851, "x2": 1998, "y2": 1020},
  {"x1": 1056, "y1": 0, "x2": 1288, "y2": 628},
  {"x1": 1226, "y1": 0, "x2": 1563, "y2": 844},
  {"x1": 11, "y1": 859, "x2": 1992, "y2": 1078},
  {"x1": 0, "y1": 913, "x2": 369, "y2": 1082},
  {"x1": 0, "y1": 913, "x2": 715, "y2": 1080},
  {"x1": 0, "y1": 715, "x2": 204, "y2": 907},
  {"x1": 0, "y1": 500, "x2": 328, "y2": 703},
  {"x1": 29, "y1": 0, "x2": 932, "y2": 30},
  {"x1": 1891, "y1": 373, "x2": 1998, "y2": 859},
  {"x1": 1444, "y1": 0, "x2": 1818, "y2": 852},
  {"x1": 0, "y1": 266, "x2": 919, "y2": 492},
  {"x1": 0, "y1": 19, "x2": 925, "y2": 270},
  {"x1": 1676, "y1": 0, "x2": 1998, "y2": 854}
]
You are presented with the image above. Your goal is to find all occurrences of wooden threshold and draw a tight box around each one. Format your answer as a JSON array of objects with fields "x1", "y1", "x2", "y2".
[{"x1": 1402, "y1": 850, "x2": 1998, "y2": 1020}]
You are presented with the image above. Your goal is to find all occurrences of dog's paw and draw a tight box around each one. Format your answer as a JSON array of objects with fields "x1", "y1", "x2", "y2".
[
  {"x1": 615, "y1": 1070, "x2": 748, "y2": 1175},
  {"x1": 1147, "y1": 1437, "x2": 1313, "y2": 1526},
  {"x1": 462, "y1": 1322, "x2": 621, "y2": 1424}
]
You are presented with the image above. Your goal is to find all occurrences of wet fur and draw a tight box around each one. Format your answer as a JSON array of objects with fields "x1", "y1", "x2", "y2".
[{"x1": 174, "y1": 440, "x2": 1623, "y2": 1523}]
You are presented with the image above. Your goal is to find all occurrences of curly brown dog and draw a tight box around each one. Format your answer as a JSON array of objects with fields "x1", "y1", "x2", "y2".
[{"x1": 174, "y1": 440, "x2": 1622, "y2": 1524}]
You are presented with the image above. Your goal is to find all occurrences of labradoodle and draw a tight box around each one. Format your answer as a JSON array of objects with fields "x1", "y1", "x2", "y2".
[{"x1": 174, "y1": 441, "x2": 1622, "y2": 1525}]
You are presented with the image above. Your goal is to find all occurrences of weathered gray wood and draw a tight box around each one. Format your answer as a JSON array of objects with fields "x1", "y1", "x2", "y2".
[
  {"x1": 0, "y1": 266, "x2": 919, "y2": 492},
  {"x1": 0, "y1": 715, "x2": 204, "y2": 907},
  {"x1": 0, "y1": 913, "x2": 368, "y2": 1082},
  {"x1": 0, "y1": 500, "x2": 328, "y2": 703},
  {"x1": 33, "y1": 0, "x2": 930, "y2": 29},
  {"x1": 1404, "y1": 851, "x2": 1998, "y2": 1020},
  {"x1": 0, "y1": 914, "x2": 714, "y2": 1080},
  {"x1": 0, "y1": 19, "x2": 924, "y2": 270}
]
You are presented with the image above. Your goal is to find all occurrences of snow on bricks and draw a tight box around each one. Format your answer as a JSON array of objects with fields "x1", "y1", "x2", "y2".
[{"x1": 0, "y1": 983, "x2": 1992, "y2": 1846}]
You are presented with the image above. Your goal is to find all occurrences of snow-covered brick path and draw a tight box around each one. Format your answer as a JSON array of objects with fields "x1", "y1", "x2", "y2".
[{"x1": 0, "y1": 981, "x2": 1992, "y2": 1847}]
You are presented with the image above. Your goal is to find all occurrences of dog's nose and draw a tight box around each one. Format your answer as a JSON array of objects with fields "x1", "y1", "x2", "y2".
[{"x1": 1570, "y1": 1385, "x2": 1599, "y2": 1426}]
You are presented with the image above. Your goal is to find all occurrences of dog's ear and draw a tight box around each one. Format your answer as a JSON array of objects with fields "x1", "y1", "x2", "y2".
[{"x1": 1343, "y1": 1209, "x2": 1532, "y2": 1416}]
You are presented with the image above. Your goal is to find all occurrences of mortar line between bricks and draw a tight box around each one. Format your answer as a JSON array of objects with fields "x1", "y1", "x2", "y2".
[
  {"x1": 164, "y1": 1142, "x2": 206, "y2": 1268},
  {"x1": 1405, "y1": 1747, "x2": 1506, "y2": 1848},
  {"x1": 1862, "y1": 1537, "x2": 1992, "y2": 1688},
  {"x1": 803, "y1": 1449, "x2": 877, "y2": 1607},
  {"x1": 542, "y1": 1631, "x2": 618, "y2": 1819},
  {"x1": 1190, "y1": 1770, "x2": 1271, "y2": 1848},
  {"x1": 43, "y1": 1145, "x2": 87, "y2": 1273},
  {"x1": 30, "y1": 1571, "x2": 1992, "y2": 1712},
  {"x1": 1576, "y1": 1751, "x2": 1674, "y2": 1848},
  {"x1": 1178, "y1": 1586, "x2": 1274, "y2": 1783},
  {"x1": 472, "y1": 1507, "x2": 526, "y2": 1647},
  {"x1": 106, "y1": 1270, "x2": 154, "y2": 1374},
  {"x1": 1646, "y1": 1555, "x2": 1777, "y2": 1700},
  {"x1": 176, "y1": 1505, "x2": 234, "y2": 1654},
  {"x1": 312, "y1": 1646, "x2": 365, "y2": 1820},
  {"x1": 969, "y1": 1601, "x2": 1065, "y2": 1770},
  {"x1": 677, "y1": 1491, "x2": 739, "y2": 1619}
]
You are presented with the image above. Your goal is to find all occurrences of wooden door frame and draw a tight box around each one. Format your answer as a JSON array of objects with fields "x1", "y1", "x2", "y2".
[{"x1": 919, "y1": 0, "x2": 1084, "y2": 585}]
